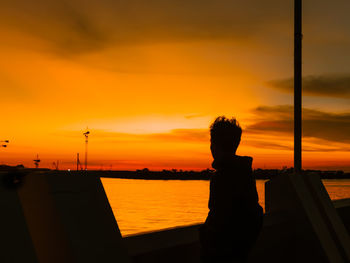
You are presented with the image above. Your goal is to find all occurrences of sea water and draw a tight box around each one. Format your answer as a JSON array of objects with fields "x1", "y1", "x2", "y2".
[{"x1": 101, "y1": 178, "x2": 350, "y2": 236}]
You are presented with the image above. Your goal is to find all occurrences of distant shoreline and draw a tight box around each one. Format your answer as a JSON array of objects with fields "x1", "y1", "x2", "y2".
[
  {"x1": 41, "y1": 169, "x2": 350, "y2": 180},
  {"x1": 1, "y1": 165, "x2": 349, "y2": 180}
]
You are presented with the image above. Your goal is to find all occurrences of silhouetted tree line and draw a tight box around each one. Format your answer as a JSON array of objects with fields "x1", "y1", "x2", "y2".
[
  {"x1": 116, "y1": 167, "x2": 349, "y2": 180},
  {"x1": 0, "y1": 165, "x2": 349, "y2": 180}
]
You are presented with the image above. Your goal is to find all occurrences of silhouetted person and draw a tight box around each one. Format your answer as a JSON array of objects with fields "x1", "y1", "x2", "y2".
[{"x1": 199, "y1": 116, "x2": 263, "y2": 263}]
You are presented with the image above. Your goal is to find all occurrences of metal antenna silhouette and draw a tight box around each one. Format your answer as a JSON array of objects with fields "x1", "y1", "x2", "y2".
[
  {"x1": 77, "y1": 153, "x2": 84, "y2": 171},
  {"x1": 83, "y1": 129, "x2": 90, "y2": 171},
  {"x1": 0, "y1": 140, "x2": 9, "y2": 148},
  {"x1": 34, "y1": 154, "x2": 40, "y2": 169},
  {"x1": 52, "y1": 160, "x2": 59, "y2": 170}
]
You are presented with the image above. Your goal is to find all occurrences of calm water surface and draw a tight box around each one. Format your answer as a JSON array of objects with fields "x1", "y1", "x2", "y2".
[{"x1": 101, "y1": 178, "x2": 350, "y2": 236}]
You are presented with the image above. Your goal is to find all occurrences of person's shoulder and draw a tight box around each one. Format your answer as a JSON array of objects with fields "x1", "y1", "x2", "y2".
[{"x1": 234, "y1": 155, "x2": 253, "y2": 167}]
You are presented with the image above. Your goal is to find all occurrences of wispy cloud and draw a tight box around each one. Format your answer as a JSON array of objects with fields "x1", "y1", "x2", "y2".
[
  {"x1": 184, "y1": 114, "x2": 207, "y2": 119},
  {"x1": 0, "y1": 0, "x2": 291, "y2": 55},
  {"x1": 148, "y1": 129, "x2": 208, "y2": 142},
  {"x1": 61, "y1": 107, "x2": 350, "y2": 152},
  {"x1": 244, "y1": 140, "x2": 293, "y2": 151},
  {"x1": 62, "y1": 128, "x2": 208, "y2": 143},
  {"x1": 268, "y1": 74, "x2": 350, "y2": 99}
]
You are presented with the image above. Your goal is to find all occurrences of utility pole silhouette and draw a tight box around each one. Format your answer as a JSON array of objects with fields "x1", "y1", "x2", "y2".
[
  {"x1": 77, "y1": 153, "x2": 80, "y2": 171},
  {"x1": 294, "y1": 0, "x2": 302, "y2": 174},
  {"x1": 83, "y1": 130, "x2": 90, "y2": 171}
]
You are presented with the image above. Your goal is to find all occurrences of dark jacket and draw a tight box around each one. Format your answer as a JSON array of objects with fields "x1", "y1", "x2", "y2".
[{"x1": 200, "y1": 155, "x2": 263, "y2": 262}]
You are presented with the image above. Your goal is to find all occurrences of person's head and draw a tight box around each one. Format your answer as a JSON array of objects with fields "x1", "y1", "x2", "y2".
[{"x1": 210, "y1": 116, "x2": 242, "y2": 159}]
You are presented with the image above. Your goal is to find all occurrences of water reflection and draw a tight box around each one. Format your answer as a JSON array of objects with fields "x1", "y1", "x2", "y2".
[{"x1": 101, "y1": 178, "x2": 350, "y2": 236}]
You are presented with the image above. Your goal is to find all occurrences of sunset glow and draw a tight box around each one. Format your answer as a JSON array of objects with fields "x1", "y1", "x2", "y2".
[{"x1": 1, "y1": 0, "x2": 349, "y2": 171}]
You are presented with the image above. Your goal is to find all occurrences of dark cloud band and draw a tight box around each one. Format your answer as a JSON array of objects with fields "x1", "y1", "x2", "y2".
[
  {"x1": 0, "y1": 0, "x2": 289, "y2": 54},
  {"x1": 268, "y1": 74, "x2": 350, "y2": 99},
  {"x1": 247, "y1": 105, "x2": 350, "y2": 144}
]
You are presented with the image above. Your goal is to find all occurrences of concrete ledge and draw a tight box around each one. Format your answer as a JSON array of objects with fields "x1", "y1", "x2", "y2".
[
  {"x1": 333, "y1": 198, "x2": 350, "y2": 209},
  {"x1": 124, "y1": 224, "x2": 201, "y2": 256},
  {"x1": 124, "y1": 224, "x2": 202, "y2": 263},
  {"x1": 123, "y1": 199, "x2": 350, "y2": 263},
  {"x1": 123, "y1": 212, "x2": 295, "y2": 263},
  {"x1": 333, "y1": 199, "x2": 350, "y2": 234}
]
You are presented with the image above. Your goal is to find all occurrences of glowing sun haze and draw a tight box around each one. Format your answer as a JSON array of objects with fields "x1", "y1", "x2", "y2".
[{"x1": 0, "y1": 0, "x2": 349, "y2": 171}]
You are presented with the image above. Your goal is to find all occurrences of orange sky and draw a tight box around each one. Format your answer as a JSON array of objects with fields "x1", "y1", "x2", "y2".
[{"x1": 0, "y1": 0, "x2": 349, "y2": 171}]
